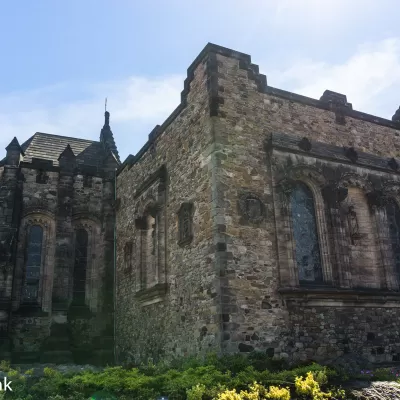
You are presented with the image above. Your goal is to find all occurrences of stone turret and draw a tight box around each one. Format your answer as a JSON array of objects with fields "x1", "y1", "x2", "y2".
[
  {"x1": 100, "y1": 111, "x2": 120, "y2": 163},
  {"x1": 0, "y1": 137, "x2": 24, "y2": 360},
  {"x1": 58, "y1": 144, "x2": 76, "y2": 171},
  {"x1": 5, "y1": 137, "x2": 24, "y2": 166}
]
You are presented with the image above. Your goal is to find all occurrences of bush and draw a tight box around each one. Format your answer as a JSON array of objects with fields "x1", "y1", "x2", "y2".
[
  {"x1": 187, "y1": 383, "x2": 206, "y2": 400},
  {"x1": 0, "y1": 355, "x2": 352, "y2": 399},
  {"x1": 215, "y1": 382, "x2": 290, "y2": 400},
  {"x1": 0, "y1": 360, "x2": 10, "y2": 372}
]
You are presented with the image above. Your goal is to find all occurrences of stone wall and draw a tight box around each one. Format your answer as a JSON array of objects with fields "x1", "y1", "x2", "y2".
[
  {"x1": 115, "y1": 57, "x2": 221, "y2": 364},
  {"x1": 115, "y1": 44, "x2": 400, "y2": 365},
  {"x1": 5, "y1": 159, "x2": 114, "y2": 363},
  {"x1": 0, "y1": 149, "x2": 22, "y2": 360},
  {"x1": 210, "y1": 48, "x2": 400, "y2": 362}
]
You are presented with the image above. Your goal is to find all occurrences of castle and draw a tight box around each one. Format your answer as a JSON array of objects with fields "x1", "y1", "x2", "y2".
[{"x1": 2, "y1": 43, "x2": 400, "y2": 365}]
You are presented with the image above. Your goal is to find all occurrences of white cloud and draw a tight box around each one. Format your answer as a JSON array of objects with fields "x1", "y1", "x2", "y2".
[
  {"x1": 0, "y1": 75, "x2": 183, "y2": 161},
  {"x1": 270, "y1": 0, "x2": 376, "y2": 27},
  {"x1": 266, "y1": 38, "x2": 400, "y2": 119},
  {"x1": 1, "y1": 37, "x2": 400, "y2": 164}
]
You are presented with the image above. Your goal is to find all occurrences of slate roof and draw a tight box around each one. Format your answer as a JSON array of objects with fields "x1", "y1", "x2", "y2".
[{"x1": 21, "y1": 132, "x2": 105, "y2": 167}]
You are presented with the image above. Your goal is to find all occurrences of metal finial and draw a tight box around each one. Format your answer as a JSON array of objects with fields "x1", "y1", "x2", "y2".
[{"x1": 105, "y1": 97, "x2": 107, "y2": 112}]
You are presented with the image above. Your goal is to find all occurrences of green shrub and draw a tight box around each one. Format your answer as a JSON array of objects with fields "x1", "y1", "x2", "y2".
[
  {"x1": 187, "y1": 383, "x2": 206, "y2": 400},
  {"x1": 0, "y1": 356, "x2": 353, "y2": 399},
  {"x1": 0, "y1": 360, "x2": 10, "y2": 372}
]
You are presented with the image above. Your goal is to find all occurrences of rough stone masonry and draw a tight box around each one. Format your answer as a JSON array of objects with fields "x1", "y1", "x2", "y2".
[
  {"x1": 3, "y1": 42, "x2": 400, "y2": 366},
  {"x1": 116, "y1": 43, "x2": 400, "y2": 366},
  {"x1": 0, "y1": 113, "x2": 117, "y2": 364}
]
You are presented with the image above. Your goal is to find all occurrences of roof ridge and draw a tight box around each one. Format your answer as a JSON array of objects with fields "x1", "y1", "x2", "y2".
[{"x1": 33, "y1": 132, "x2": 99, "y2": 144}]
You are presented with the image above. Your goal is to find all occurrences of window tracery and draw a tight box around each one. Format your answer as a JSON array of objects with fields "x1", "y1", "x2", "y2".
[
  {"x1": 23, "y1": 225, "x2": 43, "y2": 303},
  {"x1": 290, "y1": 182, "x2": 323, "y2": 283}
]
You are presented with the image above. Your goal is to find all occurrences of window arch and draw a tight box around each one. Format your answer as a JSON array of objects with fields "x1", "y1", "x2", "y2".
[
  {"x1": 290, "y1": 182, "x2": 323, "y2": 284},
  {"x1": 23, "y1": 225, "x2": 43, "y2": 303},
  {"x1": 73, "y1": 228, "x2": 88, "y2": 304},
  {"x1": 386, "y1": 199, "x2": 400, "y2": 279}
]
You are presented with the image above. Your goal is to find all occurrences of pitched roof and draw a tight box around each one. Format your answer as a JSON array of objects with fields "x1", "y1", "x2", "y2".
[{"x1": 22, "y1": 132, "x2": 104, "y2": 167}]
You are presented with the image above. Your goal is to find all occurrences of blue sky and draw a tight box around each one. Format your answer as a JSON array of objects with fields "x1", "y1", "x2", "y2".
[{"x1": 1, "y1": 0, "x2": 400, "y2": 162}]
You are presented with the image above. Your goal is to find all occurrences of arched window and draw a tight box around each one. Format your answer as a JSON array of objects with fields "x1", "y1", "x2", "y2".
[
  {"x1": 23, "y1": 225, "x2": 43, "y2": 303},
  {"x1": 386, "y1": 199, "x2": 400, "y2": 278},
  {"x1": 290, "y1": 182, "x2": 323, "y2": 284},
  {"x1": 73, "y1": 228, "x2": 88, "y2": 304}
]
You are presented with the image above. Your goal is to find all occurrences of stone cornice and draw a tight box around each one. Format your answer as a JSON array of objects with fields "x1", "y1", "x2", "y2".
[
  {"x1": 270, "y1": 132, "x2": 400, "y2": 175},
  {"x1": 134, "y1": 283, "x2": 169, "y2": 306},
  {"x1": 279, "y1": 286, "x2": 400, "y2": 307}
]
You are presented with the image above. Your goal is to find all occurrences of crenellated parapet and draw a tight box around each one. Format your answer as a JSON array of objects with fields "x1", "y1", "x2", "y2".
[{"x1": 118, "y1": 43, "x2": 400, "y2": 175}]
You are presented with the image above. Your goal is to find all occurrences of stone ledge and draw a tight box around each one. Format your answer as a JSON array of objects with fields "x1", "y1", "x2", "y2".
[
  {"x1": 270, "y1": 131, "x2": 400, "y2": 174},
  {"x1": 178, "y1": 234, "x2": 193, "y2": 247},
  {"x1": 279, "y1": 287, "x2": 400, "y2": 307},
  {"x1": 134, "y1": 283, "x2": 168, "y2": 306}
]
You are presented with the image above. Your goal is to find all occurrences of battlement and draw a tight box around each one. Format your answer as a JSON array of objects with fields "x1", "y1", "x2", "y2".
[{"x1": 118, "y1": 43, "x2": 400, "y2": 174}]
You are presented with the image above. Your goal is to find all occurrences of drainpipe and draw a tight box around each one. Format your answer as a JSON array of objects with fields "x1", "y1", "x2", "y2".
[{"x1": 113, "y1": 168, "x2": 117, "y2": 365}]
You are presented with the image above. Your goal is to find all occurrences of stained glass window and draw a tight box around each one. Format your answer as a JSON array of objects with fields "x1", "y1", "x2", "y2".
[
  {"x1": 23, "y1": 225, "x2": 43, "y2": 303},
  {"x1": 386, "y1": 199, "x2": 400, "y2": 279},
  {"x1": 73, "y1": 229, "x2": 88, "y2": 304},
  {"x1": 290, "y1": 182, "x2": 323, "y2": 283}
]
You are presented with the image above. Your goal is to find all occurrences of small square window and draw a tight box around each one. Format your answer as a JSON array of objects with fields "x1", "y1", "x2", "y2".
[{"x1": 36, "y1": 170, "x2": 48, "y2": 184}]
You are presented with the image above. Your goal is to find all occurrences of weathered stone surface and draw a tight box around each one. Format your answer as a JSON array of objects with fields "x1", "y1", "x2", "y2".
[
  {"x1": 0, "y1": 115, "x2": 118, "y2": 364},
  {"x1": 4, "y1": 42, "x2": 400, "y2": 367},
  {"x1": 116, "y1": 43, "x2": 400, "y2": 365},
  {"x1": 115, "y1": 57, "x2": 220, "y2": 364}
]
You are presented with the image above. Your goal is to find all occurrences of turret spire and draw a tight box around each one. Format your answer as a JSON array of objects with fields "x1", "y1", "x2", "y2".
[{"x1": 100, "y1": 104, "x2": 120, "y2": 163}]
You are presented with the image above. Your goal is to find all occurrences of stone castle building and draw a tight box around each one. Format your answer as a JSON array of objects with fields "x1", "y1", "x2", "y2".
[
  {"x1": 115, "y1": 43, "x2": 400, "y2": 365},
  {"x1": 3, "y1": 43, "x2": 400, "y2": 365}
]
